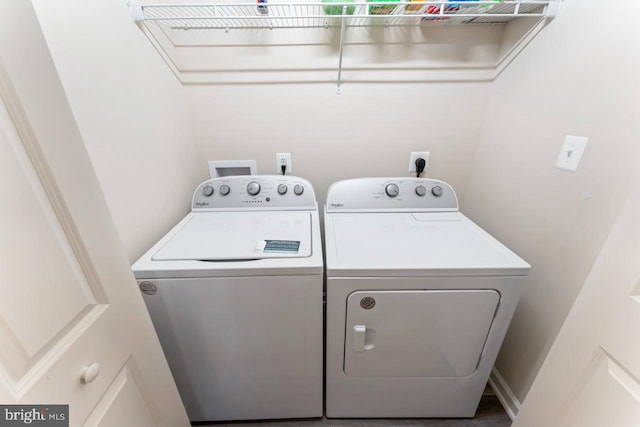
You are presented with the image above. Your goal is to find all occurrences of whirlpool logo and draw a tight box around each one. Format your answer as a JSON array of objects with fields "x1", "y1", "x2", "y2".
[
  {"x1": 1, "y1": 405, "x2": 68, "y2": 426},
  {"x1": 329, "y1": 203, "x2": 344, "y2": 208}
]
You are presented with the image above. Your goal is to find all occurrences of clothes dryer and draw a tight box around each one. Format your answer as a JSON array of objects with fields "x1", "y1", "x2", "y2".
[
  {"x1": 133, "y1": 175, "x2": 323, "y2": 422},
  {"x1": 324, "y1": 177, "x2": 529, "y2": 418}
]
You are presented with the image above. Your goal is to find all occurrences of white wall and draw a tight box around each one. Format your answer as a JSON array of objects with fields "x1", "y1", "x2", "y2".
[
  {"x1": 186, "y1": 82, "x2": 489, "y2": 207},
  {"x1": 465, "y1": 0, "x2": 640, "y2": 403},
  {"x1": 31, "y1": 0, "x2": 202, "y2": 262}
]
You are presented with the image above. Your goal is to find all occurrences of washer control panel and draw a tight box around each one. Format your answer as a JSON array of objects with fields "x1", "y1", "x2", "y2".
[
  {"x1": 326, "y1": 178, "x2": 458, "y2": 212},
  {"x1": 192, "y1": 175, "x2": 316, "y2": 211}
]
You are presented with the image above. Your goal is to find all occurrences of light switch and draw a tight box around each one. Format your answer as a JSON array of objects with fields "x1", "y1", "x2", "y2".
[{"x1": 556, "y1": 135, "x2": 589, "y2": 172}]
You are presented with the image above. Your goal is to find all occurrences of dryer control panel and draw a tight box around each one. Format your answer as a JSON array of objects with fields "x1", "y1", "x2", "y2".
[
  {"x1": 192, "y1": 175, "x2": 317, "y2": 211},
  {"x1": 326, "y1": 178, "x2": 458, "y2": 212}
]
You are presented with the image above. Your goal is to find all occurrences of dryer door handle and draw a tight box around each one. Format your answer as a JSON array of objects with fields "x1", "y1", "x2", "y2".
[
  {"x1": 352, "y1": 325, "x2": 375, "y2": 352},
  {"x1": 352, "y1": 325, "x2": 366, "y2": 352}
]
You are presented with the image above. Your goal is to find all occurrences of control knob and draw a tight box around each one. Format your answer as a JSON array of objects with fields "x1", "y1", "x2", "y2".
[
  {"x1": 385, "y1": 183, "x2": 399, "y2": 198},
  {"x1": 431, "y1": 185, "x2": 443, "y2": 197},
  {"x1": 202, "y1": 185, "x2": 214, "y2": 197},
  {"x1": 415, "y1": 185, "x2": 426, "y2": 197},
  {"x1": 293, "y1": 184, "x2": 304, "y2": 196},
  {"x1": 247, "y1": 181, "x2": 261, "y2": 196},
  {"x1": 277, "y1": 184, "x2": 288, "y2": 195},
  {"x1": 219, "y1": 184, "x2": 230, "y2": 196}
]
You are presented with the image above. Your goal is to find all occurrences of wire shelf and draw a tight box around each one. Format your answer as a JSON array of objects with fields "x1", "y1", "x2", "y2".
[
  {"x1": 130, "y1": 1, "x2": 555, "y2": 30},
  {"x1": 128, "y1": 1, "x2": 560, "y2": 90}
]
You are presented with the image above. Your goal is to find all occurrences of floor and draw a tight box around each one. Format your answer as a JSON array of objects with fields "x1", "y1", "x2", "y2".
[{"x1": 196, "y1": 395, "x2": 512, "y2": 427}]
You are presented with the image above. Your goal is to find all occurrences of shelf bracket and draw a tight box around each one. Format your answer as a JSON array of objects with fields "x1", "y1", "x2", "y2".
[
  {"x1": 336, "y1": 5, "x2": 347, "y2": 95},
  {"x1": 544, "y1": 0, "x2": 562, "y2": 19},
  {"x1": 128, "y1": 3, "x2": 144, "y2": 24}
]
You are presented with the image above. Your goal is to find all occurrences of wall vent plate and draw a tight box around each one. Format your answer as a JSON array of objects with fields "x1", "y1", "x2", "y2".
[{"x1": 208, "y1": 160, "x2": 257, "y2": 178}]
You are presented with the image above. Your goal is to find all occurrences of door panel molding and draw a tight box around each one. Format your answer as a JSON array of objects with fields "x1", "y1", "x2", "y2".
[
  {"x1": 558, "y1": 349, "x2": 640, "y2": 427},
  {"x1": 83, "y1": 357, "x2": 161, "y2": 427},
  {"x1": 1, "y1": 305, "x2": 108, "y2": 399},
  {"x1": 0, "y1": 74, "x2": 111, "y2": 398},
  {"x1": 0, "y1": 59, "x2": 108, "y2": 305}
]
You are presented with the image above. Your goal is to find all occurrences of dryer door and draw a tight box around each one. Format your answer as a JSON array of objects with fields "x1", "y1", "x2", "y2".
[{"x1": 344, "y1": 290, "x2": 499, "y2": 378}]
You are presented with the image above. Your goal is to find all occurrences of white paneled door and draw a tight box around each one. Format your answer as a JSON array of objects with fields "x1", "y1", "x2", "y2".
[
  {"x1": 514, "y1": 175, "x2": 640, "y2": 425},
  {"x1": 0, "y1": 1, "x2": 189, "y2": 426}
]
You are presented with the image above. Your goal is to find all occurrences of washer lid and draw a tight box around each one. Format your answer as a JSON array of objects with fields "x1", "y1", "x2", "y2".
[
  {"x1": 325, "y1": 212, "x2": 530, "y2": 276},
  {"x1": 152, "y1": 212, "x2": 312, "y2": 261}
]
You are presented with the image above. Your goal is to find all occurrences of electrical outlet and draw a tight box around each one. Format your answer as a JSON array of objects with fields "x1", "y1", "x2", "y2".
[
  {"x1": 408, "y1": 152, "x2": 430, "y2": 173},
  {"x1": 276, "y1": 153, "x2": 292, "y2": 175},
  {"x1": 556, "y1": 136, "x2": 588, "y2": 172}
]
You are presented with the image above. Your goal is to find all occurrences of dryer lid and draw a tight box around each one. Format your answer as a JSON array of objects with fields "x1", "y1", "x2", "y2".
[
  {"x1": 325, "y1": 211, "x2": 530, "y2": 276},
  {"x1": 152, "y1": 212, "x2": 312, "y2": 261}
]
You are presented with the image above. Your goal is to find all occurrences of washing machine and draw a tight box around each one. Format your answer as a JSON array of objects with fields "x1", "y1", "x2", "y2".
[
  {"x1": 132, "y1": 175, "x2": 323, "y2": 422},
  {"x1": 324, "y1": 177, "x2": 530, "y2": 418}
]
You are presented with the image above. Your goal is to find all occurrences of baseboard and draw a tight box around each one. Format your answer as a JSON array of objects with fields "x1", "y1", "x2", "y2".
[{"x1": 488, "y1": 367, "x2": 521, "y2": 421}]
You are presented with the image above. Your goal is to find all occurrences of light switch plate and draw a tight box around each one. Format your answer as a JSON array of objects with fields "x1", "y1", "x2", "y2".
[{"x1": 556, "y1": 135, "x2": 588, "y2": 172}]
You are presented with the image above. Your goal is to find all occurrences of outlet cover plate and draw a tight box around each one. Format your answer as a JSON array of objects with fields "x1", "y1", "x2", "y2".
[
  {"x1": 276, "y1": 152, "x2": 292, "y2": 175},
  {"x1": 556, "y1": 135, "x2": 588, "y2": 172},
  {"x1": 408, "y1": 152, "x2": 430, "y2": 173}
]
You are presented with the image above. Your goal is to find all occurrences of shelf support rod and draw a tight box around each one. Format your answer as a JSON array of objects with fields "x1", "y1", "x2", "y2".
[{"x1": 336, "y1": 6, "x2": 347, "y2": 95}]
